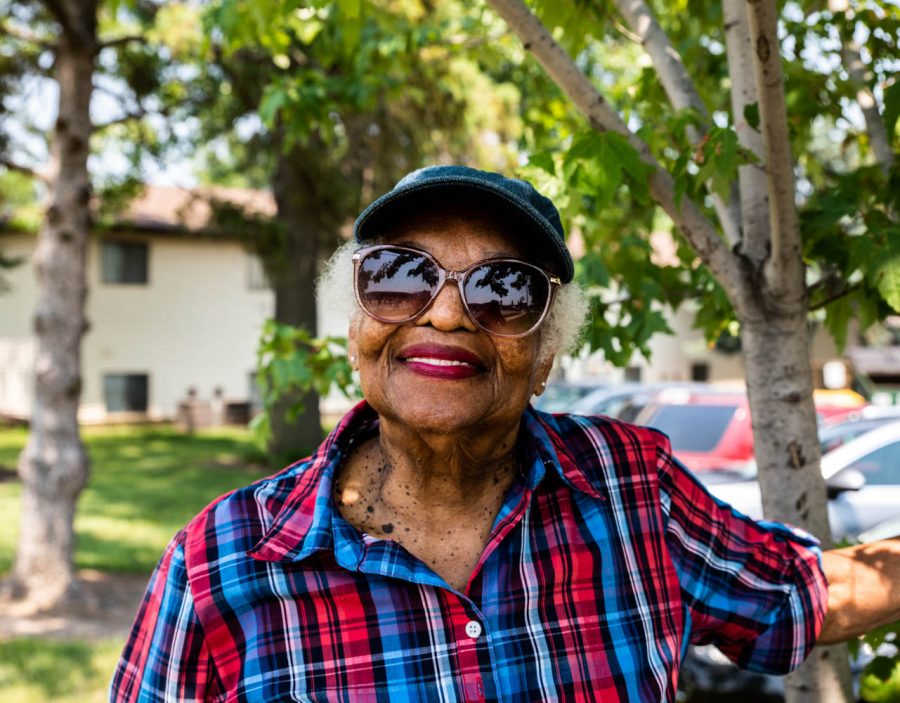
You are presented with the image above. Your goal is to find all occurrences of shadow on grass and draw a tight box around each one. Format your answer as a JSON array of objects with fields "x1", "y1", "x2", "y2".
[
  {"x1": 0, "y1": 639, "x2": 102, "y2": 699},
  {"x1": 0, "y1": 425, "x2": 278, "y2": 575}
]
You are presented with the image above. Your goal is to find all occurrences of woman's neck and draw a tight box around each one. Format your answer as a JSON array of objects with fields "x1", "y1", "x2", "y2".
[{"x1": 336, "y1": 416, "x2": 518, "y2": 520}]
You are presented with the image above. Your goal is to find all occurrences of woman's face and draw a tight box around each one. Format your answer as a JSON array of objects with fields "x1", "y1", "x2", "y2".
[{"x1": 348, "y1": 211, "x2": 554, "y2": 437}]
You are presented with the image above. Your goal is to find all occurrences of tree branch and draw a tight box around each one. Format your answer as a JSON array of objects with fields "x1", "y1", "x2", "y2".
[
  {"x1": 0, "y1": 157, "x2": 51, "y2": 183},
  {"x1": 745, "y1": 0, "x2": 805, "y2": 300},
  {"x1": 723, "y1": 0, "x2": 769, "y2": 268},
  {"x1": 808, "y1": 281, "x2": 863, "y2": 312},
  {"x1": 0, "y1": 20, "x2": 53, "y2": 47},
  {"x1": 829, "y1": 0, "x2": 894, "y2": 173},
  {"x1": 842, "y1": 45, "x2": 894, "y2": 174},
  {"x1": 485, "y1": 0, "x2": 751, "y2": 312},
  {"x1": 96, "y1": 34, "x2": 146, "y2": 53},
  {"x1": 606, "y1": 0, "x2": 742, "y2": 250},
  {"x1": 93, "y1": 109, "x2": 148, "y2": 131}
]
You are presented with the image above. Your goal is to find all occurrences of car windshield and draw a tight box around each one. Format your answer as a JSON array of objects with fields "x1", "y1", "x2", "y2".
[
  {"x1": 645, "y1": 404, "x2": 737, "y2": 451},
  {"x1": 819, "y1": 418, "x2": 893, "y2": 453}
]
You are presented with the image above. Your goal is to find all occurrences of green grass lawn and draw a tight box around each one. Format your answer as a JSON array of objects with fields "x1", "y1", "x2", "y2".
[
  {"x1": 0, "y1": 424, "x2": 275, "y2": 702},
  {"x1": 0, "y1": 638, "x2": 122, "y2": 703},
  {"x1": 0, "y1": 425, "x2": 274, "y2": 575}
]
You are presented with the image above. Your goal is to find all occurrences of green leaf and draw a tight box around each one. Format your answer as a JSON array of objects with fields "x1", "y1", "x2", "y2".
[
  {"x1": 866, "y1": 656, "x2": 899, "y2": 683},
  {"x1": 873, "y1": 228, "x2": 900, "y2": 312},
  {"x1": 823, "y1": 294, "x2": 853, "y2": 352},
  {"x1": 743, "y1": 102, "x2": 760, "y2": 131},
  {"x1": 527, "y1": 152, "x2": 556, "y2": 175},
  {"x1": 337, "y1": 0, "x2": 362, "y2": 19},
  {"x1": 259, "y1": 87, "x2": 287, "y2": 126}
]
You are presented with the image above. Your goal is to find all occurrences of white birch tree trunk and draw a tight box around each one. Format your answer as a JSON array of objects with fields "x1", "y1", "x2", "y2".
[
  {"x1": 11, "y1": 0, "x2": 97, "y2": 608},
  {"x1": 741, "y1": 0, "x2": 852, "y2": 698}
]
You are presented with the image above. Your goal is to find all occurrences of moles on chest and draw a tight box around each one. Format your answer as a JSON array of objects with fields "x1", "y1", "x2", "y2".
[{"x1": 333, "y1": 440, "x2": 511, "y2": 592}]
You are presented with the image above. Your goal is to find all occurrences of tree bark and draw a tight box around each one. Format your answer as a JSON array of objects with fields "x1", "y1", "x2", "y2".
[
  {"x1": 841, "y1": 43, "x2": 894, "y2": 174},
  {"x1": 742, "y1": 312, "x2": 853, "y2": 703},
  {"x1": 11, "y1": 0, "x2": 97, "y2": 608},
  {"x1": 723, "y1": 0, "x2": 769, "y2": 267},
  {"x1": 267, "y1": 143, "x2": 332, "y2": 460},
  {"x1": 743, "y1": 1, "x2": 853, "y2": 698}
]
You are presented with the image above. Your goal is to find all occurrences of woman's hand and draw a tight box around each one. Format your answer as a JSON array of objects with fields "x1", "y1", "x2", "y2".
[{"x1": 818, "y1": 537, "x2": 900, "y2": 645}]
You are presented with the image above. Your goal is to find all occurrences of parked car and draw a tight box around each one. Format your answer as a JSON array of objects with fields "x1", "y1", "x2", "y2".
[
  {"x1": 708, "y1": 419, "x2": 900, "y2": 542},
  {"x1": 636, "y1": 389, "x2": 867, "y2": 474},
  {"x1": 532, "y1": 380, "x2": 610, "y2": 413},
  {"x1": 569, "y1": 382, "x2": 722, "y2": 423},
  {"x1": 818, "y1": 404, "x2": 900, "y2": 452}
]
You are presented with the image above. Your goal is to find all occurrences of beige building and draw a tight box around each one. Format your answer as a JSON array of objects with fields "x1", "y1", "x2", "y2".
[{"x1": 0, "y1": 186, "x2": 280, "y2": 423}]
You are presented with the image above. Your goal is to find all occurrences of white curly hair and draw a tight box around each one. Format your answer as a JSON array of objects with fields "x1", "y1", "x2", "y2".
[{"x1": 316, "y1": 240, "x2": 588, "y2": 361}]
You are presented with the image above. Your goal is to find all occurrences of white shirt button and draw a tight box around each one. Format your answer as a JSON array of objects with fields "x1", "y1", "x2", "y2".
[{"x1": 464, "y1": 620, "x2": 483, "y2": 639}]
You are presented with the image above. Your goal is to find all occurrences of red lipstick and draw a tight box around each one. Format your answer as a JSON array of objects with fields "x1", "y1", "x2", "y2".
[{"x1": 397, "y1": 344, "x2": 486, "y2": 380}]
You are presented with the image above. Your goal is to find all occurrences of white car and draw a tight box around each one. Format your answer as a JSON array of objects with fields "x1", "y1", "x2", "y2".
[{"x1": 707, "y1": 420, "x2": 900, "y2": 541}]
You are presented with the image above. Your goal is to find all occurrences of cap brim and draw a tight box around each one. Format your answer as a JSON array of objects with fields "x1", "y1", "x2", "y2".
[{"x1": 354, "y1": 178, "x2": 573, "y2": 283}]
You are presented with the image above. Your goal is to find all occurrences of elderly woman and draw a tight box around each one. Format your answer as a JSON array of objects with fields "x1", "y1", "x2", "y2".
[{"x1": 112, "y1": 166, "x2": 899, "y2": 703}]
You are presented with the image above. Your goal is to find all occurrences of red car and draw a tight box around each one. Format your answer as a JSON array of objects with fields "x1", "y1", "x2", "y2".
[{"x1": 636, "y1": 388, "x2": 866, "y2": 473}]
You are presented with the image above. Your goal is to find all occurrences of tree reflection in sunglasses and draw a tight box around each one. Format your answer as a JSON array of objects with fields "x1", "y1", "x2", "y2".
[{"x1": 360, "y1": 250, "x2": 544, "y2": 328}]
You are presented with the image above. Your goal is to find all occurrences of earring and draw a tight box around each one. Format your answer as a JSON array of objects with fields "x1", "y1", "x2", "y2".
[{"x1": 349, "y1": 354, "x2": 357, "y2": 367}]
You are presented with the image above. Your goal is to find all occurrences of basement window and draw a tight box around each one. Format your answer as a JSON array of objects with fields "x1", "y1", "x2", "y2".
[{"x1": 104, "y1": 373, "x2": 149, "y2": 413}]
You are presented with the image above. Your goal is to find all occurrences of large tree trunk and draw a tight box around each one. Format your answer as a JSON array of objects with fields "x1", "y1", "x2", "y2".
[
  {"x1": 742, "y1": 0, "x2": 853, "y2": 697},
  {"x1": 12, "y1": 0, "x2": 97, "y2": 608},
  {"x1": 742, "y1": 309, "x2": 853, "y2": 702},
  {"x1": 268, "y1": 144, "x2": 328, "y2": 459}
]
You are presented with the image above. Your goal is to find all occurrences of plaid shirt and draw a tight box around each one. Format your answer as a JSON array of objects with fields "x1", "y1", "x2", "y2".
[{"x1": 111, "y1": 402, "x2": 827, "y2": 703}]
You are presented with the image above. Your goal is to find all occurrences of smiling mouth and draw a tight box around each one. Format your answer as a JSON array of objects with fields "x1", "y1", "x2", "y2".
[
  {"x1": 397, "y1": 346, "x2": 486, "y2": 379},
  {"x1": 403, "y1": 357, "x2": 477, "y2": 367}
]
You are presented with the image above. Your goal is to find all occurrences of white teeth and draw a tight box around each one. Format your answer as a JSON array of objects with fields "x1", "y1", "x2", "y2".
[{"x1": 405, "y1": 357, "x2": 474, "y2": 367}]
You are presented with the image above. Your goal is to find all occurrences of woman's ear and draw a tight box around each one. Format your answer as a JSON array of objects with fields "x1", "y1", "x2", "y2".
[{"x1": 533, "y1": 356, "x2": 554, "y2": 396}]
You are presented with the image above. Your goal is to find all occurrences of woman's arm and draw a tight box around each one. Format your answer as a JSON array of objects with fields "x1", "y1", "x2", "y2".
[{"x1": 817, "y1": 537, "x2": 900, "y2": 645}]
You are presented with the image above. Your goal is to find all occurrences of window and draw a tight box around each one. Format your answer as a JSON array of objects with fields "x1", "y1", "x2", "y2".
[
  {"x1": 624, "y1": 366, "x2": 642, "y2": 382},
  {"x1": 690, "y1": 362, "x2": 710, "y2": 382},
  {"x1": 246, "y1": 252, "x2": 271, "y2": 290},
  {"x1": 851, "y1": 441, "x2": 900, "y2": 486},
  {"x1": 644, "y1": 404, "x2": 737, "y2": 452},
  {"x1": 104, "y1": 373, "x2": 149, "y2": 413},
  {"x1": 101, "y1": 241, "x2": 148, "y2": 284}
]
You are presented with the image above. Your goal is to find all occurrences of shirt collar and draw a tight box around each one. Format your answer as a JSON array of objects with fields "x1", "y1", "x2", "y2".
[
  {"x1": 248, "y1": 400, "x2": 378, "y2": 564},
  {"x1": 249, "y1": 402, "x2": 603, "y2": 565},
  {"x1": 522, "y1": 407, "x2": 606, "y2": 500}
]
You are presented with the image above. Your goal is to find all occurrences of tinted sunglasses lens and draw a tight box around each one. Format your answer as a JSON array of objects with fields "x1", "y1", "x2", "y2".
[
  {"x1": 357, "y1": 248, "x2": 439, "y2": 321},
  {"x1": 464, "y1": 262, "x2": 550, "y2": 335}
]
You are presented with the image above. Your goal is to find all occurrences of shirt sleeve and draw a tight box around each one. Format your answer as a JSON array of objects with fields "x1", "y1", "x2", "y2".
[
  {"x1": 656, "y1": 444, "x2": 829, "y2": 675},
  {"x1": 110, "y1": 531, "x2": 222, "y2": 702}
]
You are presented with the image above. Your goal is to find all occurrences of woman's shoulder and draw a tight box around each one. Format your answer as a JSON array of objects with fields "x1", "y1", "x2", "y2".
[
  {"x1": 177, "y1": 454, "x2": 319, "y2": 558},
  {"x1": 530, "y1": 407, "x2": 671, "y2": 453}
]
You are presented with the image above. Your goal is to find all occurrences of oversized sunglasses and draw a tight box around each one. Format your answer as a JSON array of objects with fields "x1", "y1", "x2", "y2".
[{"x1": 352, "y1": 245, "x2": 561, "y2": 337}]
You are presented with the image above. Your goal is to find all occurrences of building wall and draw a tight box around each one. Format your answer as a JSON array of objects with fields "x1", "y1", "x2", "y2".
[{"x1": 0, "y1": 232, "x2": 275, "y2": 421}]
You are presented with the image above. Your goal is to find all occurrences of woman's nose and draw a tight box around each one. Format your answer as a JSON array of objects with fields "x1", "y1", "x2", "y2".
[{"x1": 415, "y1": 279, "x2": 479, "y2": 333}]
